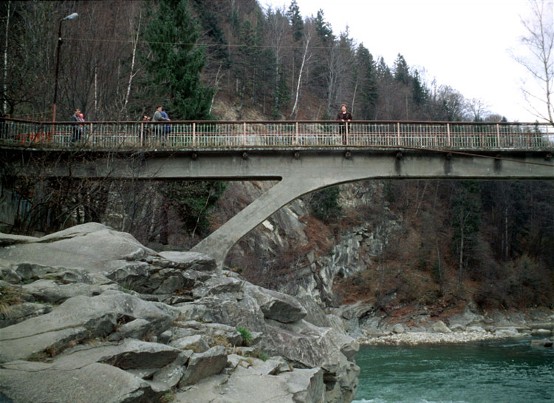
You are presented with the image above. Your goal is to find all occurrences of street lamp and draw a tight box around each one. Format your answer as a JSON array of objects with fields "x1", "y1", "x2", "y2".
[{"x1": 52, "y1": 12, "x2": 78, "y2": 126}]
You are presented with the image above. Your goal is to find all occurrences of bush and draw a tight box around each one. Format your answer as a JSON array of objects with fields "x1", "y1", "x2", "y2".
[{"x1": 236, "y1": 326, "x2": 253, "y2": 346}]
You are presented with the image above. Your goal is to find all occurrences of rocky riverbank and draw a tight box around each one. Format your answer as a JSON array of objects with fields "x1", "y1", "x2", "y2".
[
  {"x1": 0, "y1": 223, "x2": 359, "y2": 403},
  {"x1": 329, "y1": 299, "x2": 554, "y2": 347},
  {"x1": 356, "y1": 312, "x2": 554, "y2": 346},
  {"x1": 359, "y1": 328, "x2": 553, "y2": 346}
]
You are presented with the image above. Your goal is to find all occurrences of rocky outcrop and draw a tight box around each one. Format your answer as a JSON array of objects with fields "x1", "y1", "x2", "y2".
[{"x1": 0, "y1": 223, "x2": 359, "y2": 402}]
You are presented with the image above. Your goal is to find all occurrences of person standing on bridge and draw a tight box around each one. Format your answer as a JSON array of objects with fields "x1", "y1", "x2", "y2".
[
  {"x1": 70, "y1": 108, "x2": 84, "y2": 143},
  {"x1": 160, "y1": 108, "x2": 171, "y2": 142},
  {"x1": 152, "y1": 105, "x2": 170, "y2": 144},
  {"x1": 336, "y1": 103, "x2": 352, "y2": 145}
]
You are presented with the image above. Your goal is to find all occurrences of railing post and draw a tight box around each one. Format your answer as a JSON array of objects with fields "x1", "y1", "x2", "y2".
[
  {"x1": 496, "y1": 123, "x2": 500, "y2": 148},
  {"x1": 295, "y1": 122, "x2": 299, "y2": 145},
  {"x1": 192, "y1": 122, "x2": 196, "y2": 147},
  {"x1": 447, "y1": 123, "x2": 451, "y2": 147},
  {"x1": 397, "y1": 122, "x2": 401, "y2": 146},
  {"x1": 346, "y1": 122, "x2": 349, "y2": 146},
  {"x1": 243, "y1": 122, "x2": 247, "y2": 146}
]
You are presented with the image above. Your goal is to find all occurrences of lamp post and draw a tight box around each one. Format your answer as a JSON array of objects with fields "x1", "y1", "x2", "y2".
[{"x1": 52, "y1": 12, "x2": 78, "y2": 126}]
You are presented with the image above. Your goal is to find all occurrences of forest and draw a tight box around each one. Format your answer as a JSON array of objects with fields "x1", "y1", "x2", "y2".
[{"x1": 1, "y1": 0, "x2": 553, "y2": 312}]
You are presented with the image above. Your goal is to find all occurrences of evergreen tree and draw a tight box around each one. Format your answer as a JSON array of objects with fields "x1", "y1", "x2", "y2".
[
  {"x1": 314, "y1": 9, "x2": 333, "y2": 42},
  {"x1": 393, "y1": 54, "x2": 411, "y2": 85},
  {"x1": 376, "y1": 57, "x2": 393, "y2": 81},
  {"x1": 142, "y1": 0, "x2": 213, "y2": 119},
  {"x1": 412, "y1": 70, "x2": 428, "y2": 106},
  {"x1": 309, "y1": 186, "x2": 341, "y2": 223},
  {"x1": 286, "y1": 0, "x2": 303, "y2": 42},
  {"x1": 190, "y1": 0, "x2": 230, "y2": 67},
  {"x1": 235, "y1": 18, "x2": 275, "y2": 109},
  {"x1": 354, "y1": 44, "x2": 378, "y2": 119}
]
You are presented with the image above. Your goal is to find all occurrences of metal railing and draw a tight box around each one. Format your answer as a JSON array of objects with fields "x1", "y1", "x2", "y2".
[{"x1": 1, "y1": 118, "x2": 553, "y2": 151}]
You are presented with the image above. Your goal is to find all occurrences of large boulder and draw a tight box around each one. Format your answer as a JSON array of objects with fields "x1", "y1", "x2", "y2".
[
  {"x1": 0, "y1": 291, "x2": 178, "y2": 363},
  {"x1": 0, "y1": 223, "x2": 156, "y2": 273},
  {"x1": 0, "y1": 360, "x2": 162, "y2": 403},
  {"x1": 174, "y1": 357, "x2": 326, "y2": 403}
]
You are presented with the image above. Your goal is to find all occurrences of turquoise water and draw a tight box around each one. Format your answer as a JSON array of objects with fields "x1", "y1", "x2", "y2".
[{"x1": 353, "y1": 338, "x2": 553, "y2": 403}]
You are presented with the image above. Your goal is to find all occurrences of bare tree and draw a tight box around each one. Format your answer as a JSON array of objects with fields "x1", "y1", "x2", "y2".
[
  {"x1": 290, "y1": 32, "x2": 311, "y2": 118},
  {"x1": 516, "y1": 0, "x2": 554, "y2": 124},
  {"x1": 466, "y1": 98, "x2": 489, "y2": 122}
]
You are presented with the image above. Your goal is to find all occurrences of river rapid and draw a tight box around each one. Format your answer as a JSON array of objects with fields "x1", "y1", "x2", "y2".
[{"x1": 353, "y1": 337, "x2": 553, "y2": 403}]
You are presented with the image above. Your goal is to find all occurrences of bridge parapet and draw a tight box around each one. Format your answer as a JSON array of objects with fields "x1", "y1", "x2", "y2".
[{"x1": 1, "y1": 118, "x2": 553, "y2": 152}]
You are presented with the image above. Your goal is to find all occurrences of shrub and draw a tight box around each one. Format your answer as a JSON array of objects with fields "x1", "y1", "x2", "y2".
[{"x1": 236, "y1": 326, "x2": 253, "y2": 346}]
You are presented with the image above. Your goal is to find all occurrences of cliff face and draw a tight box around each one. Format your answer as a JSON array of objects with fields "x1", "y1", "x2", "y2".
[
  {"x1": 0, "y1": 223, "x2": 359, "y2": 402},
  {"x1": 214, "y1": 180, "x2": 554, "y2": 336}
]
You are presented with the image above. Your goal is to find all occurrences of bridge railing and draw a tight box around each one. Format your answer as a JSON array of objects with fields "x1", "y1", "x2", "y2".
[{"x1": 1, "y1": 118, "x2": 553, "y2": 151}]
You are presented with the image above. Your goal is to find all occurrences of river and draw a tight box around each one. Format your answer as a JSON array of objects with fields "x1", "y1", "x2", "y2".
[{"x1": 353, "y1": 337, "x2": 553, "y2": 403}]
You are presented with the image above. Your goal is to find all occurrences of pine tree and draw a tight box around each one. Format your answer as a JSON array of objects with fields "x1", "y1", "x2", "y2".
[
  {"x1": 354, "y1": 44, "x2": 378, "y2": 119},
  {"x1": 393, "y1": 54, "x2": 411, "y2": 85},
  {"x1": 142, "y1": 0, "x2": 213, "y2": 119},
  {"x1": 286, "y1": 0, "x2": 303, "y2": 42}
]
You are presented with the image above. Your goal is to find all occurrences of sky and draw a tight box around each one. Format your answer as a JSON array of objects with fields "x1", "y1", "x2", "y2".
[{"x1": 261, "y1": 0, "x2": 548, "y2": 122}]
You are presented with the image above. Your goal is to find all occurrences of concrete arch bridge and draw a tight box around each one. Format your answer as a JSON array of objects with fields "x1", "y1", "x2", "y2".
[{"x1": 1, "y1": 118, "x2": 553, "y2": 268}]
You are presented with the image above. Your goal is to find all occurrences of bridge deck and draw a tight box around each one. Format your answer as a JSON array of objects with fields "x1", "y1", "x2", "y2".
[{"x1": 1, "y1": 119, "x2": 553, "y2": 152}]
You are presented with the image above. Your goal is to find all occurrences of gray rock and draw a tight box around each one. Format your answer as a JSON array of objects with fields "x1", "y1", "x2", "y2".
[
  {"x1": 179, "y1": 345, "x2": 227, "y2": 387},
  {"x1": 0, "y1": 223, "x2": 156, "y2": 273},
  {"x1": 174, "y1": 365, "x2": 325, "y2": 403},
  {"x1": 392, "y1": 324, "x2": 405, "y2": 334},
  {"x1": 0, "y1": 360, "x2": 161, "y2": 403},
  {"x1": 0, "y1": 291, "x2": 178, "y2": 363},
  {"x1": 431, "y1": 320, "x2": 452, "y2": 333},
  {"x1": 158, "y1": 251, "x2": 217, "y2": 272},
  {"x1": 494, "y1": 327, "x2": 519, "y2": 337},
  {"x1": 0, "y1": 232, "x2": 39, "y2": 247},
  {"x1": 107, "y1": 318, "x2": 153, "y2": 342},
  {"x1": 170, "y1": 335, "x2": 210, "y2": 353},
  {"x1": 0, "y1": 301, "x2": 52, "y2": 328},
  {"x1": 22, "y1": 279, "x2": 106, "y2": 304},
  {"x1": 248, "y1": 285, "x2": 307, "y2": 323},
  {"x1": 192, "y1": 276, "x2": 244, "y2": 299},
  {"x1": 52, "y1": 339, "x2": 182, "y2": 370},
  {"x1": 467, "y1": 325, "x2": 487, "y2": 333},
  {"x1": 150, "y1": 351, "x2": 192, "y2": 392}
]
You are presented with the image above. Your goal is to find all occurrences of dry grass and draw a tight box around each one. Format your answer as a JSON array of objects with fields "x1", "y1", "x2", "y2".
[{"x1": 0, "y1": 284, "x2": 23, "y2": 316}]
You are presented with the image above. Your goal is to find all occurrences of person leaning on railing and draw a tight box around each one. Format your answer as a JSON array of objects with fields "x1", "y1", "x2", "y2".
[
  {"x1": 336, "y1": 103, "x2": 352, "y2": 145},
  {"x1": 70, "y1": 108, "x2": 84, "y2": 143},
  {"x1": 152, "y1": 105, "x2": 170, "y2": 145}
]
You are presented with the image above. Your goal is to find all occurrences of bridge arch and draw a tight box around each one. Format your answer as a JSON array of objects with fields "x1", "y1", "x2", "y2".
[{"x1": 188, "y1": 149, "x2": 554, "y2": 268}]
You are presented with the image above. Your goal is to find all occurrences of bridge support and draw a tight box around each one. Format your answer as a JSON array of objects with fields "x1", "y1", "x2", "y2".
[{"x1": 191, "y1": 175, "x2": 336, "y2": 269}]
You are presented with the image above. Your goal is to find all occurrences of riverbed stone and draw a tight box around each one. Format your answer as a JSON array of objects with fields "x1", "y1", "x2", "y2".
[{"x1": 432, "y1": 320, "x2": 452, "y2": 333}]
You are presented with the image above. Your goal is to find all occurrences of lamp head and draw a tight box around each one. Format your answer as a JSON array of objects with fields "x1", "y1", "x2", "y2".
[{"x1": 63, "y1": 13, "x2": 78, "y2": 21}]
